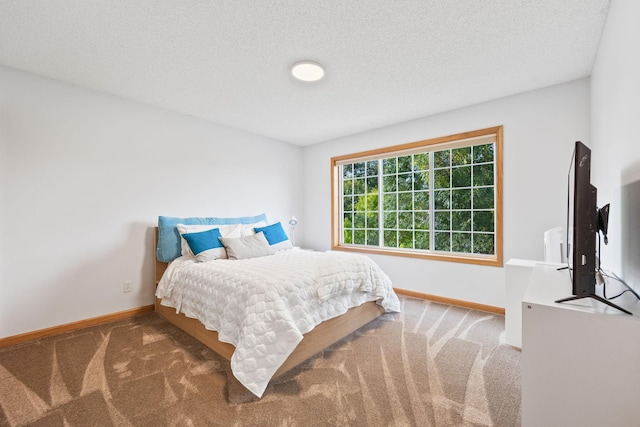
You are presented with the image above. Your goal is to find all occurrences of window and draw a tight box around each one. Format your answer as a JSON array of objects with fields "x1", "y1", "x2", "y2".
[{"x1": 331, "y1": 126, "x2": 502, "y2": 266}]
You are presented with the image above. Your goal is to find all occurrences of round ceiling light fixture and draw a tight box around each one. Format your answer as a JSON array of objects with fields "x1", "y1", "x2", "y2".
[{"x1": 291, "y1": 60, "x2": 325, "y2": 82}]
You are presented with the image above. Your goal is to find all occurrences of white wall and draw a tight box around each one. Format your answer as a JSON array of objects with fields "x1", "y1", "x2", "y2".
[
  {"x1": 0, "y1": 76, "x2": 6, "y2": 334},
  {"x1": 0, "y1": 59, "x2": 601, "y2": 337},
  {"x1": 303, "y1": 79, "x2": 590, "y2": 308},
  {"x1": 590, "y1": 0, "x2": 640, "y2": 287},
  {"x1": 0, "y1": 66, "x2": 303, "y2": 338}
]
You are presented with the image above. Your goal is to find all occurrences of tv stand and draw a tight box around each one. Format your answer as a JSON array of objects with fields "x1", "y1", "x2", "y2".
[{"x1": 555, "y1": 293, "x2": 632, "y2": 315}]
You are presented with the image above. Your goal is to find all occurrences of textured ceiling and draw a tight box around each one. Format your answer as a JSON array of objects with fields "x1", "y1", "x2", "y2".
[{"x1": 0, "y1": 0, "x2": 610, "y2": 146}]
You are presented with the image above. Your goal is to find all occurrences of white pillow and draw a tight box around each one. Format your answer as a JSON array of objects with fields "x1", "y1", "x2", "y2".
[
  {"x1": 253, "y1": 222, "x2": 294, "y2": 251},
  {"x1": 242, "y1": 221, "x2": 267, "y2": 235},
  {"x1": 218, "y1": 232, "x2": 276, "y2": 260},
  {"x1": 177, "y1": 224, "x2": 220, "y2": 257},
  {"x1": 177, "y1": 221, "x2": 267, "y2": 258},
  {"x1": 181, "y1": 227, "x2": 226, "y2": 262},
  {"x1": 270, "y1": 240, "x2": 294, "y2": 251}
]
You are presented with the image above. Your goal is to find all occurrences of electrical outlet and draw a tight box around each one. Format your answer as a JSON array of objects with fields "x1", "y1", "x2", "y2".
[{"x1": 123, "y1": 281, "x2": 133, "y2": 293}]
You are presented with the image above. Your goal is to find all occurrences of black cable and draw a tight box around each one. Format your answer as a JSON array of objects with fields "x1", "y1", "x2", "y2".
[
  {"x1": 602, "y1": 275, "x2": 630, "y2": 300},
  {"x1": 595, "y1": 229, "x2": 640, "y2": 301},
  {"x1": 601, "y1": 270, "x2": 640, "y2": 301}
]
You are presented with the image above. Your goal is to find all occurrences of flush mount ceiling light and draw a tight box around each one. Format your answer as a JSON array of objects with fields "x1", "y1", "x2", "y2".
[{"x1": 291, "y1": 60, "x2": 325, "y2": 82}]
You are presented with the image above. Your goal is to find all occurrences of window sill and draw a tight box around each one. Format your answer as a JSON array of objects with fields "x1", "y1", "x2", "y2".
[{"x1": 331, "y1": 244, "x2": 502, "y2": 267}]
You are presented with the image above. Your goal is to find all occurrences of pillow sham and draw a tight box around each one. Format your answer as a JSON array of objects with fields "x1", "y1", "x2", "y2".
[
  {"x1": 182, "y1": 228, "x2": 224, "y2": 262},
  {"x1": 218, "y1": 232, "x2": 276, "y2": 260},
  {"x1": 254, "y1": 222, "x2": 294, "y2": 250},
  {"x1": 157, "y1": 213, "x2": 267, "y2": 262},
  {"x1": 176, "y1": 224, "x2": 223, "y2": 256}
]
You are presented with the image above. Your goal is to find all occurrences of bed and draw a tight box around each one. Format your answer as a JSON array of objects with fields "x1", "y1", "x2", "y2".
[{"x1": 153, "y1": 215, "x2": 400, "y2": 399}]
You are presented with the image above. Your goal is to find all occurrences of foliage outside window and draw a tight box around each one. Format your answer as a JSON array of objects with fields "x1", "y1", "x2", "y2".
[{"x1": 331, "y1": 127, "x2": 503, "y2": 266}]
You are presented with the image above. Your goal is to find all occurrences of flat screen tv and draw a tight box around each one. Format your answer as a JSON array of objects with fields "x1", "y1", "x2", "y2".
[{"x1": 556, "y1": 141, "x2": 631, "y2": 314}]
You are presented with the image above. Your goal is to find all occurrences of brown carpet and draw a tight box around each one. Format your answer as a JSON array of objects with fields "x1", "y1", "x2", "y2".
[{"x1": 0, "y1": 297, "x2": 521, "y2": 426}]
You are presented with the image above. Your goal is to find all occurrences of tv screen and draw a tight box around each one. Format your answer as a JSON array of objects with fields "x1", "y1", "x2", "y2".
[
  {"x1": 569, "y1": 141, "x2": 598, "y2": 297},
  {"x1": 559, "y1": 141, "x2": 631, "y2": 314}
]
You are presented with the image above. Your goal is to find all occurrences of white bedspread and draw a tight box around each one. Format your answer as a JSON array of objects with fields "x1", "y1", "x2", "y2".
[{"x1": 156, "y1": 248, "x2": 400, "y2": 397}]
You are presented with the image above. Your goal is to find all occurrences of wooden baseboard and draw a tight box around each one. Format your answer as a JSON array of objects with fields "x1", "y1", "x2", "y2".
[
  {"x1": 394, "y1": 288, "x2": 505, "y2": 315},
  {"x1": 0, "y1": 292, "x2": 502, "y2": 349},
  {"x1": 0, "y1": 305, "x2": 155, "y2": 349}
]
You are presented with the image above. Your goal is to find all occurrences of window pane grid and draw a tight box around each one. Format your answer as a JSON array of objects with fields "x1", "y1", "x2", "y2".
[
  {"x1": 336, "y1": 130, "x2": 500, "y2": 263},
  {"x1": 341, "y1": 160, "x2": 381, "y2": 247},
  {"x1": 342, "y1": 153, "x2": 494, "y2": 252},
  {"x1": 379, "y1": 153, "x2": 430, "y2": 250}
]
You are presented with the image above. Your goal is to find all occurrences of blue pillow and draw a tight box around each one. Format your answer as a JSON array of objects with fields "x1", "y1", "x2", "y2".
[
  {"x1": 157, "y1": 213, "x2": 267, "y2": 262},
  {"x1": 182, "y1": 228, "x2": 223, "y2": 255},
  {"x1": 254, "y1": 222, "x2": 292, "y2": 250}
]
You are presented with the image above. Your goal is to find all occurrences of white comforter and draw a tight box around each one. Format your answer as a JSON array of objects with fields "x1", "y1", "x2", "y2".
[{"x1": 156, "y1": 248, "x2": 400, "y2": 397}]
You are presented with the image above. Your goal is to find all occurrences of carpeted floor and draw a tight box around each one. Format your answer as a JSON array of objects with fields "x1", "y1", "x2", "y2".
[{"x1": 0, "y1": 297, "x2": 521, "y2": 426}]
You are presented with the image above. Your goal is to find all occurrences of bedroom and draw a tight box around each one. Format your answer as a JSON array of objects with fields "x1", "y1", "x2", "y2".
[{"x1": 0, "y1": 0, "x2": 638, "y2": 424}]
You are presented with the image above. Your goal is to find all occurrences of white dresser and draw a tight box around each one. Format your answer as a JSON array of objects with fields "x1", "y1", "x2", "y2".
[{"x1": 521, "y1": 264, "x2": 640, "y2": 427}]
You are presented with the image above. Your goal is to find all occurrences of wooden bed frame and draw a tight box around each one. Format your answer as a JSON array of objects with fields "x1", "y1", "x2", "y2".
[{"x1": 153, "y1": 228, "x2": 384, "y2": 382}]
